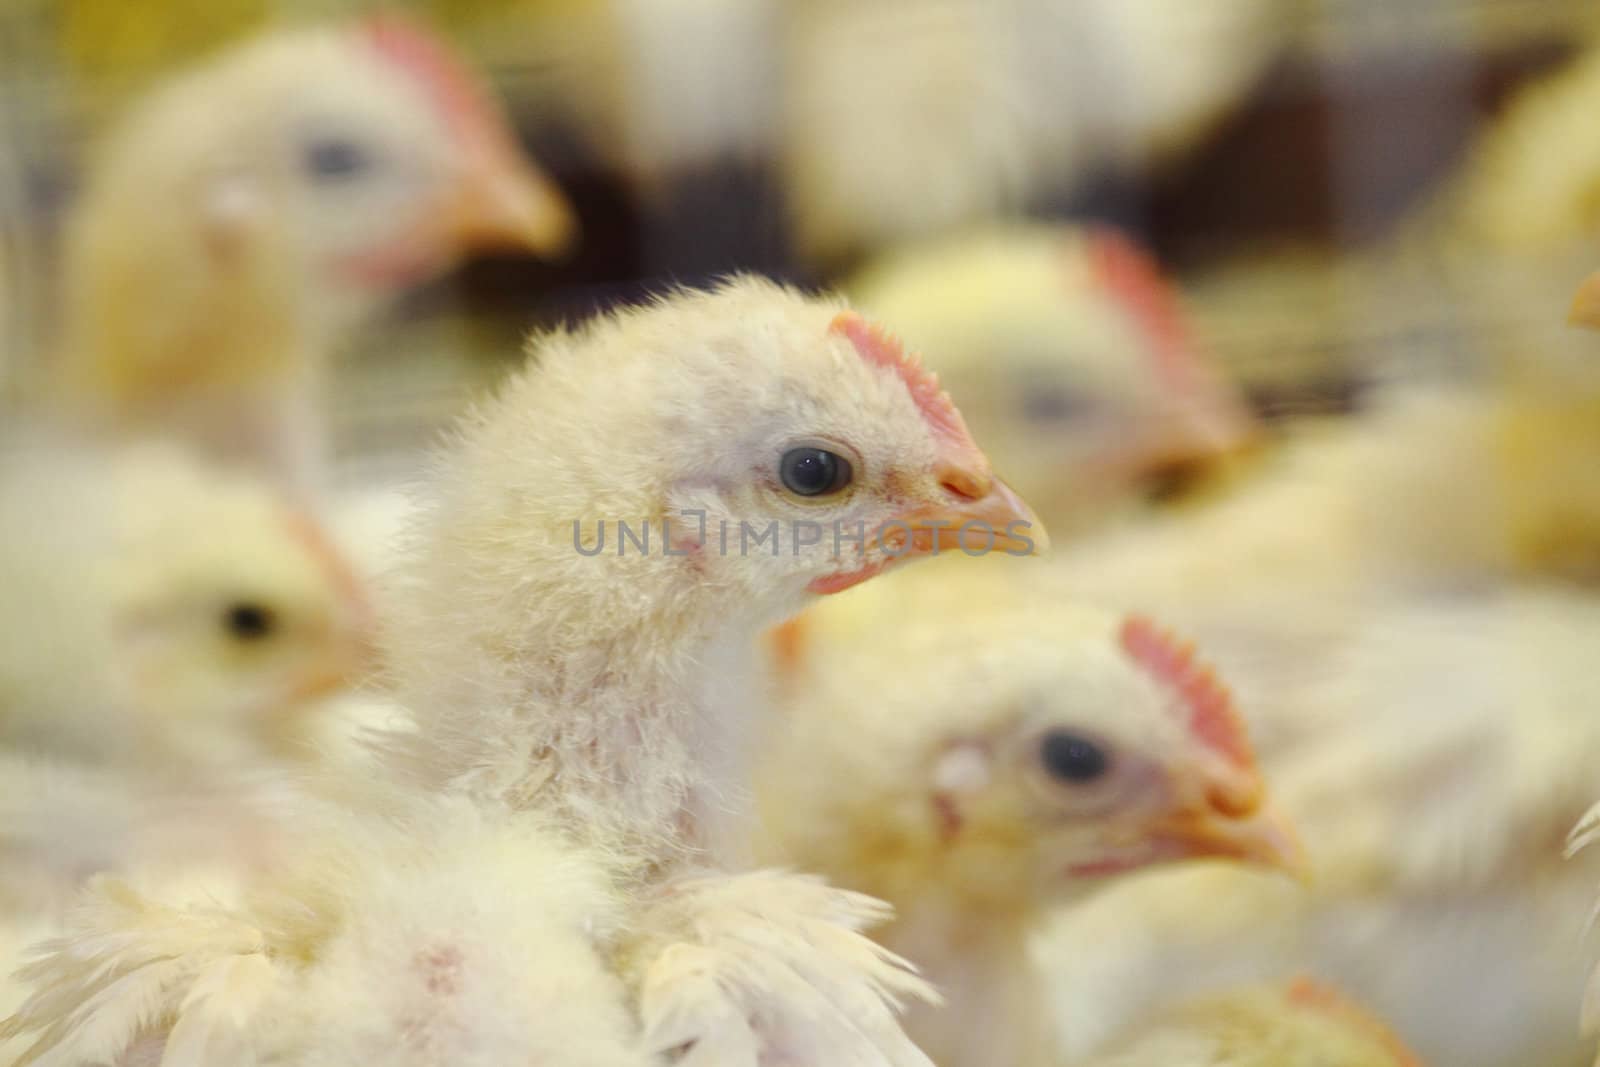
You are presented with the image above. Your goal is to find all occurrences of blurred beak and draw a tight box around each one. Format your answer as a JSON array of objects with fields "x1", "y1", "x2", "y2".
[
  {"x1": 448, "y1": 151, "x2": 577, "y2": 259},
  {"x1": 880, "y1": 466, "x2": 1049, "y2": 558},
  {"x1": 1570, "y1": 272, "x2": 1600, "y2": 330},
  {"x1": 1151, "y1": 798, "x2": 1308, "y2": 880}
]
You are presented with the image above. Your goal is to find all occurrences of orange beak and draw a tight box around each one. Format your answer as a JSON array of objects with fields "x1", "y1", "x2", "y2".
[
  {"x1": 448, "y1": 149, "x2": 577, "y2": 259},
  {"x1": 1570, "y1": 271, "x2": 1600, "y2": 330},
  {"x1": 880, "y1": 465, "x2": 1049, "y2": 559},
  {"x1": 1148, "y1": 767, "x2": 1308, "y2": 880}
]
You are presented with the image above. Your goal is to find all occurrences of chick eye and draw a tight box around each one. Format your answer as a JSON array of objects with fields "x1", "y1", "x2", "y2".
[
  {"x1": 224, "y1": 603, "x2": 278, "y2": 642},
  {"x1": 1038, "y1": 730, "x2": 1110, "y2": 784},
  {"x1": 779, "y1": 447, "x2": 853, "y2": 497},
  {"x1": 1020, "y1": 384, "x2": 1091, "y2": 424},
  {"x1": 303, "y1": 136, "x2": 373, "y2": 181}
]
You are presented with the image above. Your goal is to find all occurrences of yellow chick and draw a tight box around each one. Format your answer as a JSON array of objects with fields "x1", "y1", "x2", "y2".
[
  {"x1": 0, "y1": 428, "x2": 375, "y2": 937},
  {"x1": 1080, "y1": 978, "x2": 1427, "y2": 1067},
  {"x1": 1044, "y1": 582, "x2": 1600, "y2": 1067},
  {"x1": 48, "y1": 15, "x2": 574, "y2": 490},
  {"x1": 3, "y1": 278, "x2": 1042, "y2": 1066},
  {"x1": 847, "y1": 223, "x2": 1258, "y2": 538},
  {"x1": 780, "y1": 0, "x2": 1287, "y2": 262},
  {"x1": 756, "y1": 554, "x2": 1302, "y2": 1067}
]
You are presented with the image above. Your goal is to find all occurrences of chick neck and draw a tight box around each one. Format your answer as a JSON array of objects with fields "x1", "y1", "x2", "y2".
[
  {"x1": 883, "y1": 893, "x2": 1054, "y2": 1067},
  {"x1": 403, "y1": 531, "x2": 795, "y2": 876}
]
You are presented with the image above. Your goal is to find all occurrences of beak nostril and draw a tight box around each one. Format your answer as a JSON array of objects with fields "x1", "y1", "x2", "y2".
[
  {"x1": 1206, "y1": 779, "x2": 1262, "y2": 819},
  {"x1": 937, "y1": 465, "x2": 990, "y2": 501}
]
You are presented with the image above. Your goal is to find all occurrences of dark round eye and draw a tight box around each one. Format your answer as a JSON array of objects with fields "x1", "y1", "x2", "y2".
[
  {"x1": 1020, "y1": 384, "x2": 1091, "y2": 424},
  {"x1": 779, "y1": 447, "x2": 853, "y2": 497},
  {"x1": 224, "y1": 603, "x2": 277, "y2": 641},
  {"x1": 1038, "y1": 730, "x2": 1110, "y2": 784},
  {"x1": 303, "y1": 137, "x2": 373, "y2": 181}
]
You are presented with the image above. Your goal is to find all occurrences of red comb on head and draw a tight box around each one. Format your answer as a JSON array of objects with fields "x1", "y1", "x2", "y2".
[
  {"x1": 358, "y1": 14, "x2": 510, "y2": 153},
  {"x1": 1083, "y1": 226, "x2": 1200, "y2": 393},
  {"x1": 829, "y1": 311, "x2": 974, "y2": 449},
  {"x1": 1118, "y1": 616, "x2": 1254, "y2": 772}
]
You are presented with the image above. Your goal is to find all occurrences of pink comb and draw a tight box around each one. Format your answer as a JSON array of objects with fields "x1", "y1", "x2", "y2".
[
  {"x1": 1083, "y1": 227, "x2": 1199, "y2": 393},
  {"x1": 829, "y1": 311, "x2": 974, "y2": 449},
  {"x1": 1118, "y1": 616, "x2": 1254, "y2": 772},
  {"x1": 358, "y1": 14, "x2": 510, "y2": 154}
]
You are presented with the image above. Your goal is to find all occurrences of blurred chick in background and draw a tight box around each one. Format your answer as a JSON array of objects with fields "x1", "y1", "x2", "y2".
[
  {"x1": 0, "y1": 433, "x2": 373, "y2": 916},
  {"x1": 46, "y1": 15, "x2": 574, "y2": 491},
  {"x1": 757, "y1": 555, "x2": 1303, "y2": 1067},
  {"x1": 436, "y1": 0, "x2": 1285, "y2": 266},
  {"x1": 780, "y1": 0, "x2": 1287, "y2": 262},
  {"x1": 847, "y1": 224, "x2": 1258, "y2": 537},
  {"x1": 1002, "y1": 242, "x2": 1600, "y2": 1067},
  {"x1": 1077, "y1": 978, "x2": 1425, "y2": 1067},
  {"x1": 1045, "y1": 582, "x2": 1600, "y2": 1067}
]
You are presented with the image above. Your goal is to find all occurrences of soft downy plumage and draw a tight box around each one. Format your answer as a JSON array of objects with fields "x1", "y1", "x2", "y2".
[
  {"x1": 4, "y1": 277, "x2": 1044, "y2": 1066},
  {"x1": 44, "y1": 15, "x2": 574, "y2": 491},
  {"x1": 1077, "y1": 978, "x2": 1425, "y2": 1067},
  {"x1": 756, "y1": 553, "x2": 1303, "y2": 1067}
]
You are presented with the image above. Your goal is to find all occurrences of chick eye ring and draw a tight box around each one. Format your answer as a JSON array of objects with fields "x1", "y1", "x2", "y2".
[
  {"x1": 779, "y1": 446, "x2": 853, "y2": 498},
  {"x1": 1038, "y1": 729, "x2": 1111, "y2": 784}
]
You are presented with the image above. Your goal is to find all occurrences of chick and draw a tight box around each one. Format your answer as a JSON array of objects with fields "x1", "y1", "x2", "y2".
[
  {"x1": 757, "y1": 555, "x2": 1301, "y2": 1067},
  {"x1": 4, "y1": 278, "x2": 1042, "y2": 1066},
  {"x1": 1079, "y1": 978, "x2": 1426, "y2": 1067},
  {"x1": 847, "y1": 224, "x2": 1258, "y2": 536},
  {"x1": 779, "y1": 0, "x2": 1286, "y2": 261},
  {"x1": 48, "y1": 15, "x2": 574, "y2": 489},
  {"x1": 0, "y1": 431, "x2": 374, "y2": 914},
  {"x1": 1044, "y1": 583, "x2": 1600, "y2": 1067}
]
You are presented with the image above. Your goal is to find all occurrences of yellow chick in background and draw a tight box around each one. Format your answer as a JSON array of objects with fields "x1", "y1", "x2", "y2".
[
  {"x1": 757, "y1": 555, "x2": 1302, "y2": 1067},
  {"x1": 1079, "y1": 978, "x2": 1427, "y2": 1067},
  {"x1": 0, "y1": 430, "x2": 374, "y2": 915},
  {"x1": 46, "y1": 15, "x2": 574, "y2": 491},
  {"x1": 3, "y1": 279, "x2": 1040, "y2": 1066},
  {"x1": 847, "y1": 224, "x2": 1258, "y2": 539}
]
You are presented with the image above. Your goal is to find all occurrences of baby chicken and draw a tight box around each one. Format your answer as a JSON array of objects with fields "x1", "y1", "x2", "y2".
[
  {"x1": 847, "y1": 224, "x2": 1258, "y2": 536},
  {"x1": 780, "y1": 0, "x2": 1286, "y2": 261},
  {"x1": 48, "y1": 15, "x2": 574, "y2": 489},
  {"x1": 757, "y1": 554, "x2": 1301, "y2": 1067},
  {"x1": 0, "y1": 431, "x2": 374, "y2": 914},
  {"x1": 1043, "y1": 582, "x2": 1600, "y2": 1067},
  {"x1": 4, "y1": 278, "x2": 1041, "y2": 1066},
  {"x1": 1079, "y1": 978, "x2": 1426, "y2": 1067}
]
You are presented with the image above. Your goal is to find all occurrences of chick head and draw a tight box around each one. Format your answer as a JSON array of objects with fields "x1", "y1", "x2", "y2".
[
  {"x1": 761, "y1": 557, "x2": 1302, "y2": 916},
  {"x1": 73, "y1": 15, "x2": 572, "y2": 341},
  {"x1": 849, "y1": 225, "x2": 1257, "y2": 535},
  {"x1": 0, "y1": 441, "x2": 373, "y2": 766},
  {"x1": 406, "y1": 276, "x2": 1045, "y2": 670}
]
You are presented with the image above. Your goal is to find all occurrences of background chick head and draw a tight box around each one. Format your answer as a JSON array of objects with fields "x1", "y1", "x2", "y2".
[
  {"x1": 849, "y1": 225, "x2": 1258, "y2": 535},
  {"x1": 67, "y1": 15, "x2": 572, "y2": 361},
  {"x1": 0, "y1": 440, "x2": 373, "y2": 766},
  {"x1": 762, "y1": 557, "x2": 1300, "y2": 915}
]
